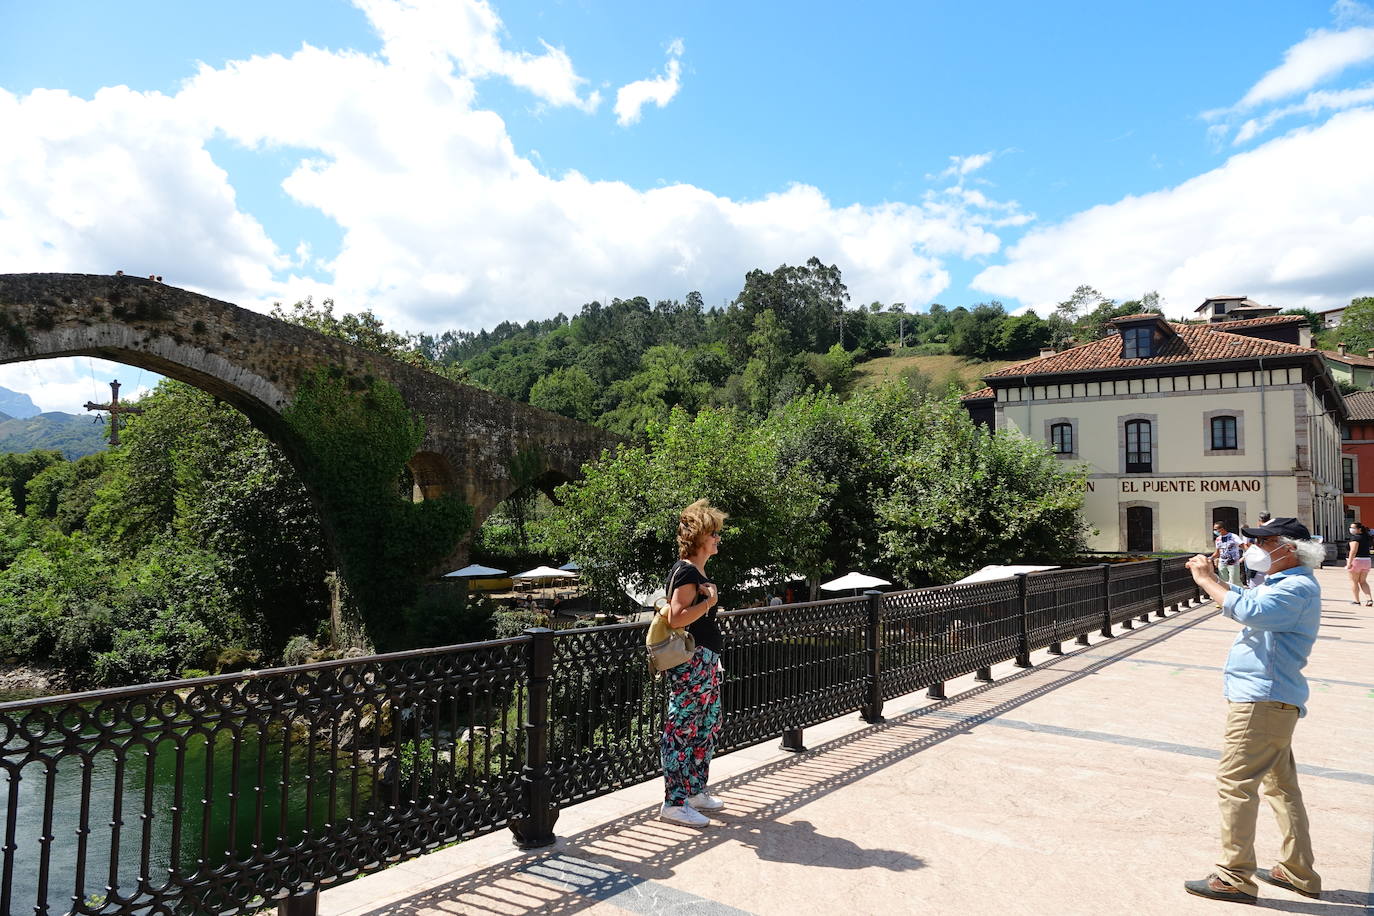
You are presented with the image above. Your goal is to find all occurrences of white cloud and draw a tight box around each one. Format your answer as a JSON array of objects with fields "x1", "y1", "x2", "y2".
[
  {"x1": 354, "y1": 0, "x2": 600, "y2": 112},
  {"x1": 614, "y1": 39, "x2": 684, "y2": 126},
  {"x1": 1233, "y1": 25, "x2": 1374, "y2": 110},
  {"x1": 930, "y1": 152, "x2": 994, "y2": 181},
  {"x1": 972, "y1": 109, "x2": 1374, "y2": 315},
  {"x1": 0, "y1": 1, "x2": 1025, "y2": 342},
  {"x1": 1234, "y1": 82, "x2": 1374, "y2": 142}
]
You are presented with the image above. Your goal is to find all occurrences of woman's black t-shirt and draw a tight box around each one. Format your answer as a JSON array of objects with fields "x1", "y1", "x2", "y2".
[
  {"x1": 1351, "y1": 532, "x2": 1372, "y2": 558},
  {"x1": 666, "y1": 559, "x2": 723, "y2": 655}
]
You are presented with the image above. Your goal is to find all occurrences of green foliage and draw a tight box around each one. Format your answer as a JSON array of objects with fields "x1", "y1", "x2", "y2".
[
  {"x1": 537, "y1": 384, "x2": 1089, "y2": 594},
  {"x1": 536, "y1": 407, "x2": 830, "y2": 606},
  {"x1": 0, "y1": 449, "x2": 63, "y2": 515},
  {"x1": 1337, "y1": 296, "x2": 1374, "y2": 355},
  {"x1": 281, "y1": 368, "x2": 473, "y2": 647},
  {"x1": 873, "y1": 396, "x2": 1090, "y2": 583},
  {"x1": 271, "y1": 297, "x2": 468, "y2": 382},
  {"x1": 529, "y1": 366, "x2": 598, "y2": 422}
]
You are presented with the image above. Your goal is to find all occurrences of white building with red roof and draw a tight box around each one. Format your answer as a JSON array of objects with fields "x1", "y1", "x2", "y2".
[{"x1": 962, "y1": 312, "x2": 1345, "y2": 553}]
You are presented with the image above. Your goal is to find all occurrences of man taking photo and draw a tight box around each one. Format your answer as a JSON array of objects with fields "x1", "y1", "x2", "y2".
[{"x1": 1183, "y1": 517, "x2": 1323, "y2": 904}]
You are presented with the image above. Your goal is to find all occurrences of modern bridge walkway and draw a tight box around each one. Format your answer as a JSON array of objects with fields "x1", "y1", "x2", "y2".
[{"x1": 321, "y1": 567, "x2": 1374, "y2": 915}]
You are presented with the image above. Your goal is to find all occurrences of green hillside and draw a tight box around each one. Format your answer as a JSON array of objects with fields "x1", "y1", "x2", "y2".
[
  {"x1": 852, "y1": 353, "x2": 1026, "y2": 392},
  {"x1": 0, "y1": 412, "x2": 107, "y2": 459}
]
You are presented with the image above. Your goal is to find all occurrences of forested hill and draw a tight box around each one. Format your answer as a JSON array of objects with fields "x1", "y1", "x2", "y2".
[
  {"x1": 401, "y1": 266, "x2": 1176, "y2": 437},
  {"x1": 0, "y1": 411, "x2": 107, "y2": 459}
]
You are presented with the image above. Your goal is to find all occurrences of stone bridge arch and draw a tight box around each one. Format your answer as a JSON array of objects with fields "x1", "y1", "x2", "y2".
[{"x1": 0, "y1": 273, "x2": 616, "y2": 575}]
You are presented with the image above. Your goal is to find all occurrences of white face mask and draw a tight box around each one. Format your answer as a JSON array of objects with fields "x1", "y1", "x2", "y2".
[{"x1": 1244, "y1": 543, "x2": 1276, "y2": 573}]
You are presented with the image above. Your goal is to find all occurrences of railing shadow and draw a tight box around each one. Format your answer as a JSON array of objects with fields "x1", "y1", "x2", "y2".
[{"x1": 349, "y1": 601, "x2": 1336, "y2": 916}]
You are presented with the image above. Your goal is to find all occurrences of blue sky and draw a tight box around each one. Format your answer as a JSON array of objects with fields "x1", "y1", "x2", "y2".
[{"x1": 2, "y1": 0, "x2": 1374, "y2": 411}]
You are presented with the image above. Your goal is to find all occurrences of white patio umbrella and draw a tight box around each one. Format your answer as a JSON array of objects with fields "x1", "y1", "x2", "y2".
[
  {"x1": 558, "y1": 561, "x2": 582, "y2": 572},
  {"x1": 820, "y1": 572, "x2": 892, "y2": 593},
  {"x1": 443, "y1": 563, "x2": 507, "y2": 578},
  {"x1": 954, "y1": 565, "x2": 1058, "y2": 585},
  {"x1": 513, "y1": 565, "x2": 576, "y2": 581}
]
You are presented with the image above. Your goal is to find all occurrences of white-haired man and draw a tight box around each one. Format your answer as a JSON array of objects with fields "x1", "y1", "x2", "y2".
[{"x1": 1183, "y1": 517, "x2": 1323, "y2": 904}]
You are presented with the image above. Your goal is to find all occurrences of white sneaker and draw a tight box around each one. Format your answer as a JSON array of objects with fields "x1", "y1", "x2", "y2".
[
  {"x1": 687, "y1": 792, "x2": 725, "y2": 811},
  {"x1": 659, "y1": 802, "x2": 710, "y2": 826}
]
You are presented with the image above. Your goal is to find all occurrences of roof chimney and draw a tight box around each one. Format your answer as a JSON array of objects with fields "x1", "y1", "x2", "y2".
[
  {"x1": 1039, "y1": 346, "x2": 1056, "y2": 358},
  {"x1": 1339, "y1": 342, "x2": 1348, "y2": 357}
]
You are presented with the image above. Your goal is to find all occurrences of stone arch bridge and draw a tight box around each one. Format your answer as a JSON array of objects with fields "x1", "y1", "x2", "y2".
[{"x1": 0, "y1": 272, "x2": 616, "y2": 571}]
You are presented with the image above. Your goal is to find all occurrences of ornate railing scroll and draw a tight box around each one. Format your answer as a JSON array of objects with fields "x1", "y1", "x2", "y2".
[
  {"x1": 0, "y1": 638, "x2": 529, "y2": 915},
  {"x1": 716, "y1": 595, "x2": 868, "y2": 752},
  {"x1": 1024, "y1": 567, "x2": 1105, "y2": 651}
]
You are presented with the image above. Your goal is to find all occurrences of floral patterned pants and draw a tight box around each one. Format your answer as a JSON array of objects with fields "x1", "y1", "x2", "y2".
[{"x1": 661, "y1": 646, "x2": 722, "y2": 806}]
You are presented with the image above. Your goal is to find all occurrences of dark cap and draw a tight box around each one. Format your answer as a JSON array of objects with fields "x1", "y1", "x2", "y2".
[{"x1": 1240, "y1": 516, "x2": 1310, "y2": 539}]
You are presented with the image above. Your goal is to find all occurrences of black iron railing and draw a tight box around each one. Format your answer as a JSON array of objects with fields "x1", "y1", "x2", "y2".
[{"x1": 0, "y1": 557, "x2": 1203, "y2": 915}]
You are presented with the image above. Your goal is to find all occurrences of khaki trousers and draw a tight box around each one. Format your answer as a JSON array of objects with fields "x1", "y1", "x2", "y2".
[{"x1": 1215, "y1": 700, "x2": 1320, "y2": 895}]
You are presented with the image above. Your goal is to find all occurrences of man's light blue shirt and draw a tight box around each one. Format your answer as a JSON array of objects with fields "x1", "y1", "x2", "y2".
[{"x1": 1220, "y1": 566, "x2": 1321, "y2": 716}]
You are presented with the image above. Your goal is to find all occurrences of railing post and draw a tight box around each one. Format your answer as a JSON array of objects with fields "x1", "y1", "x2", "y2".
[
  {"x1": 1153, "y1": 558, "x2": 1166, "y2": 619},
  {"x1": 279, "y1": 891, "x2": 319, "y2": 916},
  {"x1": 1099, "y1": 563, "x2": 1113, "y2": 638},
  {"x1": 926, "y1": 681, "x2": 946, "y2": 700},
  {"x1": 1014, "y1": 573, "x2": 1032, "y2": 668},
  {"x1": 860, "y1": 590, "x2": 885, "y2": 724},
  {"x1": 780, "y1": 728, "x2": 807, "y2": 752},
  {"x1": 510, "y1": 627, "x2": 558, "y2": 849}
]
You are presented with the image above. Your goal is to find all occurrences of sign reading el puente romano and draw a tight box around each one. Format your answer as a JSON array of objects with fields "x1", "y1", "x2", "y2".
[{"x1": 1089, "y1": 478, "x2": 1264, "y2": 494}]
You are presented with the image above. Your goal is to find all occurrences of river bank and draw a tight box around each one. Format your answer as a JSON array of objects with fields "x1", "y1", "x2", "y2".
[{"x1": 0, "y1": 663, "x2": 70, "y2": 702}]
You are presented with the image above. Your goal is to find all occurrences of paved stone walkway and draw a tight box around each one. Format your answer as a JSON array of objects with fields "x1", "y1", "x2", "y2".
[{"x1": 321, "y1": 567, "x2": 1374, "y2": 915}]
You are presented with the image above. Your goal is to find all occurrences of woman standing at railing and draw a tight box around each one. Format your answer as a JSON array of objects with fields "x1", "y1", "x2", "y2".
[{"x1": 658, "y1": 498, "x2": 728, "y2": 827}]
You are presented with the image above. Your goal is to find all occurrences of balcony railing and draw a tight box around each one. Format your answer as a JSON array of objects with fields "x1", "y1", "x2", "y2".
[{"x1": 0, "y1": 557, "x2": 1201, "y2": 915}]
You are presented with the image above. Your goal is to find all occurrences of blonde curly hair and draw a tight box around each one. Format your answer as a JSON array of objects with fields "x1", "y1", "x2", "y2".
[{"x1": 677, "y1": 498, "x2": 728, "y2": 558}]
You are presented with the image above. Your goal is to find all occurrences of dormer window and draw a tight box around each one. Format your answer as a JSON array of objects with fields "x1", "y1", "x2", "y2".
[{"x1": 1122, "y1": 326, "x2": 1153, "y2": 358}]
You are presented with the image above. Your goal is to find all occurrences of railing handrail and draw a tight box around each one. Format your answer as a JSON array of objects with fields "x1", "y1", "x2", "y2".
[{"x1": 0, "y1": 634, "x2": 533, "y2": 713}]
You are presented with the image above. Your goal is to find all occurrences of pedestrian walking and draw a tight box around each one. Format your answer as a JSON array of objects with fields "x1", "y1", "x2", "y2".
[
  {"x1": 1183, "y1": 517, "x2": 1324, "y2": 904},
  {"x1": 658, "y1": 498, "x2": 727, "y2": 827},
  {"x1": 1344, "y1": 521, "x2": 1372, "y2": 606},
  {"x1": 1210, "y1": 522, "x2": 1243, "y2": 591}
]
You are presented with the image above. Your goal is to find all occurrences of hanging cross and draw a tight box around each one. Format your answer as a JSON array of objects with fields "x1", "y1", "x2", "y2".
[{"x1": 84, "y1": 380, "x2": 144, "y2": 446}]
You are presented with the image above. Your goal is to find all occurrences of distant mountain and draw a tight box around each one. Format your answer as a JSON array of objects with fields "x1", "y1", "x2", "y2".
[
  {"x1": 0, "y1": 412, "x2": 107, "y2": 459},
  {"x1": 0, "y1": 387, "x2": 39, "y2": 420}
]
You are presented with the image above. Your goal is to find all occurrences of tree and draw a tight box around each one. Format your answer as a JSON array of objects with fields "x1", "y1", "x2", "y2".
[
  {"x1": 536, "y1": 407, "x2": 830, "y2": 607},
  {"x1": 1337, "y1": 296, "x2": 1374, "y2": 354},
  {"x1": 741, "y1": 310, "x2": 792, "y2": 414},
  {"x1": 950, "y1": 303, "x2": 1008, "y2": 359},
  {"x1": 997, "y1": 313, "x2": 1051, "y2": 356},
  {"x1": 529, "y1": 366, "x2": 599, "y2": 422},
  {"x1": 873, "y1": 396, "x2": 1090, "y2": 584}
]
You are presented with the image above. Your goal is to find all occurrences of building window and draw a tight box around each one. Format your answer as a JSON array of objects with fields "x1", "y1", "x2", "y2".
[
  {"x1": 1210, "y1": 415, "x2": 1238, "y2": 450},
  {"x1": 1344, "y1": 457, "x2": 1355, "y2": 494},
  {"x1": 1122, "y1": 327, "x2": 1152, "y2": 359},
  {"x1": 1125, "y1": 419, "x2": 1153, "y2": 473},
  {"x1": 1343, "y1": 424, "x2": 1352, "y2": 441},
  {"x1": 1050, "y1": 422, "x2": 1073, "y2": 455}
]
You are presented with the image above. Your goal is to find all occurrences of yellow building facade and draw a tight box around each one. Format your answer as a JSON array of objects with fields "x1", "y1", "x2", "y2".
[{"x1": 964, "y1": 314, "x2": 1345, "y2": 554}]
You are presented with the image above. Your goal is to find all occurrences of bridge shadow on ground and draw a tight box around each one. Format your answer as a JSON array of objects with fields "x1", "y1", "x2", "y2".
[{"x1": 351, "y1": 606, "x2": 1372, "y2": 916}]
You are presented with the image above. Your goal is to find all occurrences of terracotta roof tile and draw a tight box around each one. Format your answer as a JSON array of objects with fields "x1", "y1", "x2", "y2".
[
  {"x1": 962, "y1": 386, "x2": 994, "y2": 401},
  {"x1": 1204, "y1": 315, "x2": 1306, "y2": 329},
  {"x1": 1323, "y1": 349, "x2": 1374, "y2": 368},
  {"x1": 1344, "y1": 391, "x2": 1374, "y2": 421},
  {"x1": 983, "y1": 322, "x2": 1313, "y2": 380},
  {"x1": 1108, "y1": 313, "x2": 1168, "y2": 323}
]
